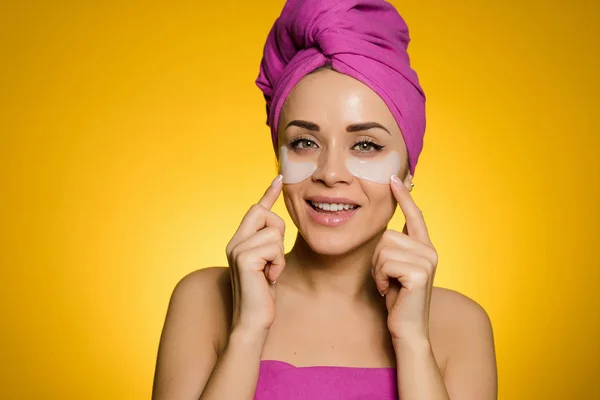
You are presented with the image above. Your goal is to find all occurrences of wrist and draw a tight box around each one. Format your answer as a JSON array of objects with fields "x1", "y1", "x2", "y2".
[
  {"x1": 392, "y1": 334, "x2": 432, "y2": 353},
  {"x1": 229, "y1": 326, "x2": 270, "y2": 348}
]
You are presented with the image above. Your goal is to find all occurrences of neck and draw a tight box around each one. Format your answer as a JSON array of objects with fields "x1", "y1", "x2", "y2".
[{"x1": 282, "y1": 230, "x2": 385, "y2": 301}]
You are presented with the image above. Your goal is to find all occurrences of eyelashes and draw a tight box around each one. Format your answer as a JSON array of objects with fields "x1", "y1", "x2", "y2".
[
  {"x1": 288, "y1": 136, "x2": 386, "y2": 152},
  {"x1": 353, "y1": 140, "x2": 384, "y2": 152},
  {"x1": 289, "y1": 135, "x2": 318, "y2": 150}
]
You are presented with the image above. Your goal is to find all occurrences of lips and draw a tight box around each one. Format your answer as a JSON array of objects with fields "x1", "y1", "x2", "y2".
[{"x1": 304, "y1": 196, "x2": 360, "y2": 227}]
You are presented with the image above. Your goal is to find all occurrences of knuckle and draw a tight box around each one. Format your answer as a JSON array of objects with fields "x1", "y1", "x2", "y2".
[
  {"x1": 237, "y1": 251, "x2": 253, "y2": 267},
  {"x1": 230, "y1": 246, "x2": 242, "y2": 263},
  {"x1": 227, "y1": 246, "x2": 237, "y2": 260},
  {"x1": 248, "y1": 203, "x2": 265, "y2": 216},
  {"x1": 419, "y1": 257, "x2": 434, "y2": 271},
  {"x1": 246, "y1": 204, "x2": 258, "y2": 216},
  {"x1": 269, "y1": 243, "x2": 281, "y2": 255},
  {"x1": 429, "y1": 250, "x2": 438, "y2": 266},
  {"x1": 411, "y1": 270, "x2": 429, "y2": 285},
  {"x1": 380, "y1": 258, "x2": 393, "y2": 272},
  {"x1": 277, "y1": 218, "x2": 286, "y2": 233},
  {"x1": 271, "y1": 241, "x2": 283, "y2": 252},
  {"x1": 372, "y1": 261, "x2": 380, "y2": 273},
  {"x1": 265, "y1": 226, "x2": 282, "y2": 240},
  {"x1": 270, "y1": 212, "x2": 286, "y2": 230},
  {"x1": 379, "y1": 247, "x2": 392, "y2": 263}
]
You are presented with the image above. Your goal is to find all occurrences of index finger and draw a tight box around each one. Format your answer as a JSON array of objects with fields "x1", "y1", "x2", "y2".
[
  {"x1": 390, "y1": 175, "x2": 432, "y2": 246},
  {"x1": 258, "y1": 175, "x2": 283, "y2": 209}
]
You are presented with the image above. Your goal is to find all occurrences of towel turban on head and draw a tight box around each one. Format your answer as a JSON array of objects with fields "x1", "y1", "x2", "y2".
[{"x1": 256, "y1": 0, "x2": 426, "y2": 176}]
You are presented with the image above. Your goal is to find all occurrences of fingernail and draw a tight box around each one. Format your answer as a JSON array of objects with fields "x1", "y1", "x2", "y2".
[
  {"x1": 379, "y1": 290, "x2": 385, "y2": 297},
  {"x1": 390, "y1": 175, "x2": 401, "y2": 186},
  {"x1": 271, "y1": 174, "x2": 283, "y2": 187}
]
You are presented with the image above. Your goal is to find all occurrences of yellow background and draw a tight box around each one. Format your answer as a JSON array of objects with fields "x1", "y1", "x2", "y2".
[{"x1": 1, "y1": 1, "x2": 598, "y2": 399}]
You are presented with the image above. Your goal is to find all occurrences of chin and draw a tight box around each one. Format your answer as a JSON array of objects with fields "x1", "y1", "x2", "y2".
[
  {"x1": 303, "y1": 234, "x2": 358, "y2": 256},
  {"x1": 299, "y1": 226, "x2": 376, "y2": 256}
]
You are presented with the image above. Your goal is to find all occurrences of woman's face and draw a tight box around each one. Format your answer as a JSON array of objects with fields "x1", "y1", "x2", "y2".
[{"x1": 278, "y1": 68, "x2": 412, "y2": 255}]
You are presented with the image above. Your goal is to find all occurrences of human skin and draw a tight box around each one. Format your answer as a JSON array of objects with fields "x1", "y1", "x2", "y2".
[{"x1": 151, "y1": 69, "x2": 498, "y2": 400}]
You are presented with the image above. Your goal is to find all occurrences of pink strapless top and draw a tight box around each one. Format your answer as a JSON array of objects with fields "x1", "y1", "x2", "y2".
[{"x1": 255, "y1": 360, "x2": 398, "y2": 399}]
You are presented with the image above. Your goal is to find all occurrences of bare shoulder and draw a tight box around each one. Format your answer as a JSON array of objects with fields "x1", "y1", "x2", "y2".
[
  {"x1": 171, "y1": 266, "x2": 233, "y2": 341},
  {"x1": 152, "y1": 267, "x2": 232, "y2": 399},
  {"x1": 430, "y1": 286, "x2": 494, "y2": 345},
  {"x1": 429, "y1": 286, "x2": 497, "y2": 396},
  {"x1": 431, "y1": 286, "x2": 492, "y2": 325},
  {"x1": 173, "y1": 266, "x2": 231, "y2": 303}
]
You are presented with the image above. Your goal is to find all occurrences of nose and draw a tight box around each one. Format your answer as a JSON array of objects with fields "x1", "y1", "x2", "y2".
[{"x1": 311, "y1": 147, "x2": 353, "y2": 187}]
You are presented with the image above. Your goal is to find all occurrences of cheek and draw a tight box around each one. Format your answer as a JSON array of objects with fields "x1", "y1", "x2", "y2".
[
  {"x1": 360, "y1": 181, "x2": 397, "y2": 217},
  {"x1": 282, "y1": 185, "x2": 303, "y2": 223}
]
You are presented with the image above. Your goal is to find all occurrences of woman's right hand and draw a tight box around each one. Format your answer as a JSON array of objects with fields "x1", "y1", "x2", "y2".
[{"x1": 225, "y1": 175, "x2": 286, "y2": 336}]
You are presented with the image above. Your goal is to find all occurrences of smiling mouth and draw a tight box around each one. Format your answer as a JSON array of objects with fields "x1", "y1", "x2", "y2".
[{"x1": 307, "y1": 200, "x2": 360, "y2": 214}]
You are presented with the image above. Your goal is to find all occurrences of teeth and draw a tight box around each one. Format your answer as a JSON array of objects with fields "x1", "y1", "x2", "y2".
[{"x1": 310, "y1": 201, "x2": 356, "y2": 211}]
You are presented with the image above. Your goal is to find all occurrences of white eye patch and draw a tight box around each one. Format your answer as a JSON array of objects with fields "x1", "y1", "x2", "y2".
[
  {"x1": 279, "y1": 146, "x2": 318, "y2": 184},
  {"x1": 279, "y1": 146, "x2": 401, "y2": 184},
  {"x1": 345, "y1": 151, "x2": 401, "y2": 184}
]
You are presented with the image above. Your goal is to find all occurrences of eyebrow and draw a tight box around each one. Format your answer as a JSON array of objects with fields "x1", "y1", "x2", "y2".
[{"x1": 285, "y1": 120, "x2": 391, "y2": 135}]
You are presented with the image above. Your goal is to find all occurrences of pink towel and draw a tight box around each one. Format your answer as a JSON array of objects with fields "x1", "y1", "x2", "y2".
[
  {"x1": 255, "y1": 360, "x2": 398, "y2": 399},
  {"x1": 256, "y1": 0, "x2": 426, "y2": 176}
]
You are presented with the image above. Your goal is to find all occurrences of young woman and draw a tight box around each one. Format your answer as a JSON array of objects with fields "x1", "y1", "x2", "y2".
[{"x1": 152, "y1": 1, "x2": 497, "y2": 399}]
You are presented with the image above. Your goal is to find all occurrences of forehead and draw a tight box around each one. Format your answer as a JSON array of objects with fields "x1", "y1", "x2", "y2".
[{"x1": 278, "y1": 69, "x2": 400, "y2": 134}]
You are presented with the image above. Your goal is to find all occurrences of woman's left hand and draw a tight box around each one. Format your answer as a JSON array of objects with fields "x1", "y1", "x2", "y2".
[{"x1": 371, "y1": 175, "x2": 439, "y2": 344}]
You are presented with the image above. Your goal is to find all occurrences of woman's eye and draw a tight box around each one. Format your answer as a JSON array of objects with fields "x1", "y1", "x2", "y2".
[
  {"x1": 353, "y1": 141, "x2": 384, "y2": 152},
  {"x1": 291, "y1": 139, "x2": 318, "y2": 149}
]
